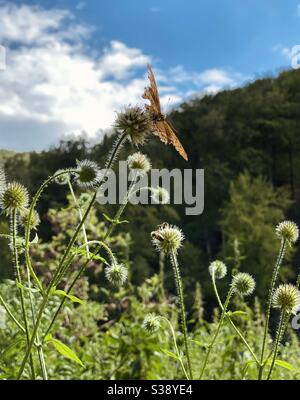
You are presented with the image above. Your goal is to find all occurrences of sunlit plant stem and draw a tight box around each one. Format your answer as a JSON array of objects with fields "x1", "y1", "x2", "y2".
[
  {"x1": 199, "y1": 278, "x2": 233, "y2": 379},
  {"x1": 18, "y1": 133, "x2": 127, "y2": 378},
  {"x1": 170, "y1": 249, "x2": 193, "y2": 380},
  {"x1": 258, "y1": 238, "x2": 287, "y2": 380}
]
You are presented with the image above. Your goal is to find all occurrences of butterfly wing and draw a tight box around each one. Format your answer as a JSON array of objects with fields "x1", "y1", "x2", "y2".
[
  {"x1": 154, "y1": 120, "x2": 188, "y2": 161},
  {"x1": 165, "y1": 121, "x2": 188, "y2": 161},
  {"x1": 142, "y1": 64, "x2": 162, "y2": 114},
  {"x1": 143, "y1": 64, "x2": 188, "y2": 161}
]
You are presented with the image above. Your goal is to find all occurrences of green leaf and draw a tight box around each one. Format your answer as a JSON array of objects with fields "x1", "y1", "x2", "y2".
[
  {"x1": 72, "y1": 248, "x2": 108, "y2": 264},
  {"x1": 227, "y1": 310, "x2": 248, "y2": 317},
  {"x1": 50, "y1": 288, "x2": 84, "y2": 305},
  {"x1": 190, "y1": 339, "x2": 209, "y2": 349},
  {"x1": 102, "y1": 213, "x2": 128, "y2": 225},
  {"x1": 45, "y1": 335, "x2": 84, "y2": 367},
  {"x1": 242, "y1": 359, "x2": 257, "y2": 378},
  {"x1": 102, "y1": 213, "x2": 114, "y2": 223},
  {"x1": 266, "y1": 359, "x2": 299, "y2": 373},
  {"x1": 160, "y1": 348, "x2": 180, "y2": 360},
  {"x1": 16, "y1": 281, "x2": 39, "y2": 293}
]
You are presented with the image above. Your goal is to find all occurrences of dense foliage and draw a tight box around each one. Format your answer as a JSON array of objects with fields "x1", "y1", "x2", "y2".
[{"x1": 1, "y1": 67, "x2": 300, "y2": 380}]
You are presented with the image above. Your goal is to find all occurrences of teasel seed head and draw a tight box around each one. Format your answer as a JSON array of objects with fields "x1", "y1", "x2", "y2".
[
  {"x1": 19, "y1": 208, "x2": 40, "y2": 230},
  {"x1": 127, "y1": 152, "x2": 151, "y2": 175},
  {"x1": 209, "y1": 260, "x2": 227, "y2": 279},
  {"x1": 276, "y1": 221, "x2": 299, "y2": 245},
  {"x1": 75, "y1": 160, "x2": 101, "y2": 189},
  {"x1": 151, "y1": 186, "x2": 170, "y2": 204},
  {"x1": 105, "y1": 263, "x2": 128, "y2": 286},
  {"x1": 272, "y1": 284, "x2": 300, "y2": 314},
  {"x1": 54, "y1": 169, "x2": 70, "y2": 185},
  {"x1": 231, "y1": 272, "x2": 256, "y2": 296},
  {"x1": 151, "y1": 222, "x2": 184, "y2": 255},
  {"x1": 142, "y1": 313, "x2": 161, "y2": 334},
  {"x1": 114, "y1": 106, "x2": 151, "y2": 146},
  {"x1": 0, "y1": 181, "x2": 29, "y2": 214}
]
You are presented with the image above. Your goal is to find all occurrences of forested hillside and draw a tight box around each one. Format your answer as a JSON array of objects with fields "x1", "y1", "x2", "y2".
[{"x1": 1, "y1": 67, "x2": 300, "y2": 310}]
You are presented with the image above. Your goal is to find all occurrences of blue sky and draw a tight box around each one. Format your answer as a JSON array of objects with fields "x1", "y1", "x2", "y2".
[{"x1": 0, "y1": 0, "x2": 299, "y2": 151}]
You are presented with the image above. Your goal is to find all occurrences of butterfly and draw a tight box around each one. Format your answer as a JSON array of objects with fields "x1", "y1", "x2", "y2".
[{"x1": 142, "y1": 64, "x2": 188, "y2": 161}]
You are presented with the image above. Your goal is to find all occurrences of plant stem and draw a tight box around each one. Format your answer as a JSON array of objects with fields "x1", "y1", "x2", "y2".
[
  {"x1": 258, "y1": 238, "x2": 287, "y2": 380},
  {"x1": 17, "y1": 134, "x2": 127, "y2": 378},
  {"x1": 170, "y1": 249, "x2": 193, "y2": 379},
  {"x1": 68, "y1": 179, "x2": 90, "y2": 256},
  {"x1": 266, "y1": 311, "x2": 286, "y2": 380},
  {"x1": 0, "y1": 293, "x2": 25, "y2": 332},
  {"x1": 211, "y1": 273, "x2": 260, "y2": 366},
  {"x1": 12, "y1": 211, "x2": 36, "y2": 380},
  {"x1": 159, "y1": 252, "x2": 166, "y2": 302},
  {"x1": 43, "y1": 171, "x2": 137, "y2": 339},
  {"x1": 24, "y1": 169, "x2": 78, "y2": 294},
  {"x1": 199, "y1": 283, "x2": 233, "y2": 379},
  {"x1": 43, "y1": 240, "x2": 116, "y2": 339},
  {"x1": 25, "y1": 265, "x2": 48, "y2": 380},
  {"x1": 161, "y1": 317, "x2": 189, "y2": 380}
]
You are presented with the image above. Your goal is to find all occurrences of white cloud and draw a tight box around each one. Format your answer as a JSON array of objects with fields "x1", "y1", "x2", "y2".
[
  {"x1": 0, "y1": 3, "x2": 242, "y2": 151},
  {"x1": 0, "y1": 3, "x2": 153, "y2": 150},
  {"x1": 98, "y1": 41, "x2": 150, "y2": 80},
  {"x1": 167, "y1": 65, "x2": 235, "y2": 87}
]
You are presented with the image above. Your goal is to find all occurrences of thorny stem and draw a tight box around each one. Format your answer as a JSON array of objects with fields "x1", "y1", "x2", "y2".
[
  {"x1": 170, "y1": 249, "x2": 193, "y2": 380},
  {"x1": 199, "y1": 282, "x2": 233, "y2": 379},
  {"x1": 24, "y1": 169, "x2": 78, "y2": 294},
  {"x1": 68, "y1": 179, "x2": 90, "y2": 256},
  {"x1": 0, "y1": 293, "x2": 25, "y2": 332},
  {"x1": 43, "y1": 240, "x2": 117, "y2": 340},
  {"x1": 211, "y1": 273, "x2": 260, "y2": 366},
  {"x1": 25, "y1": 265, "x2": 47, "y2": 380},
  {"x1": 43, "y1": 172, "x2": 136, "y2": 340},
  {"x1": 258, "y1": 238, "x2": 287, "y2": 380},
  {"x1": 266, "y1": 311, "x2": 286, "y2": 380},
  {"x1": 17, "y1": 134, "x2": 127, "y2": 378},
  {"x1": 12, "y1": 211, "x2": 36, "y2": 380},
  {"x1": 159, "y1": 252, "x2": 166, "y2": 302},
  {"x1": 161, "y1": 317, "x2": 189, "y2": 380},
  {"x1": 263, "y1": 312, "x2": 290, "y2": 367}
]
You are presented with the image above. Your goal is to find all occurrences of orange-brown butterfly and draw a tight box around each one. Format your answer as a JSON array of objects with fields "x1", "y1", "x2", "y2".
[{"x1": 142, "y1": 64, "x2": 188, "y2": 161}]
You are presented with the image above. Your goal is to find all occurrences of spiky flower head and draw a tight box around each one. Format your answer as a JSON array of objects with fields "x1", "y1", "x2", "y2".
[
  {"x1": 276, "y1": 221, "x2": 299, "y2": 245},
  {"x1": 142, "y1": 313, "x2": 161, "y2": 334},
  {"x1": 54, "y1": 169, "x2": 70, "y2": 185},
  {"x1": 0, "y1": 182, "x2": 29, "y2": 214},
  {"x1": 75, "y1": 160, "x2": 101, "y2": 189},
  {"x1": 209, "y1": 260, "x2": 227, "y2": 279},
  {"x1": 151, "y1": 186, "x2": 170, "y2": 204},
  {"x1": 272, "y1": 284, "x2": 300, "y2": 314},
  {"x1": 151, "y1": 222, "x2": 184, "y2": 255},
  {"x1": 114, "y1": 106, "x2": 151, "y2": 145},
  {"x1": 231, "y1": 272, "x2": 256, "y2": 296},
  {"x1": 0, "y1": 168, "x2": 6, "y2": 195},
  {"x1": 127, "y1": 152, "x2": 151, "y2": 175},
  {"x1": 19, "y1": 209, "x2": 40, "y2": 230},
  {"x1": 105, "y1": 263, "x2": 128, "y2": 286}
]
